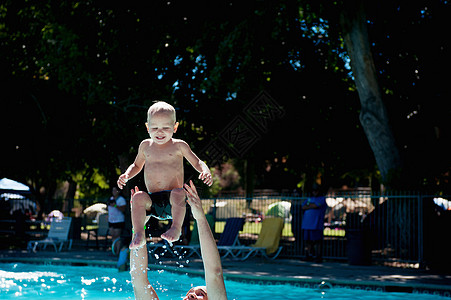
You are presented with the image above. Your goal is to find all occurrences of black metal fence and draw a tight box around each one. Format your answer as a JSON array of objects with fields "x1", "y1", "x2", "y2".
[
  {"x1": 10, "y1": 191, "x2": 447, "y2": 267},
  {"x1": 202, "y1": 192, "x2": 448, "y2": 265}
]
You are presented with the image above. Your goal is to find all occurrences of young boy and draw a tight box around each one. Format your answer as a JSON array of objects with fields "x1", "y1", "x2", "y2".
[{"x1": 117, "y1": 101, "x2": 212, "y2": 249}]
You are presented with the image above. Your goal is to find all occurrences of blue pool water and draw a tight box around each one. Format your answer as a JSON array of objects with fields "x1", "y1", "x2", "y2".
[{"x1": 0, "y1": 263, "x2": 447, "y2": 299}]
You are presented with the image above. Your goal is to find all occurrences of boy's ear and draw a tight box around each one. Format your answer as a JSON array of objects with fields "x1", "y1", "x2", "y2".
[
  {"x1": 145, "y1": 122, "x2": 149, "y2": 132},
  {"x1": 173, "y1": 122, "x2": 179, "y2": 133}
]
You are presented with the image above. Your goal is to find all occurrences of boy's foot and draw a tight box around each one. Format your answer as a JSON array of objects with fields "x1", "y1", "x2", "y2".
[
  {"x1": 129, "y1": 231, "x2": 146, "y2": 249},
  {"x1": 161, "y1": 226, "x2": 181, "y2": 243}
]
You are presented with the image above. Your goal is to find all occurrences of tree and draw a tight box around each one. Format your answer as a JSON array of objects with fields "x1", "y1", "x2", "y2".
[
  {"x1": 338, "y1": 0, "x2": 402, "y2": 186},
  {"x1": 296, "y1": 0, "x2": 450, "y2": 190},
  {"x1": 1, "y1": 0, "x2": 449, "y2": 204}
]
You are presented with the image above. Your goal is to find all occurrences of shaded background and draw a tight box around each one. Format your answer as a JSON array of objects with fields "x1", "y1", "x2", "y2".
[{"x1": 1, "y1": 1, "x2": 449, "y2": 212}]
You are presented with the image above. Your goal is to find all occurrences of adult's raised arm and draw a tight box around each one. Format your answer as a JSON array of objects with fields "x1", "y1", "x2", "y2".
[
  {"x1": 130, "y1": 243, "x2": 159, "y2": 300},
  {"x1": 184, "y1": 180, "x2": 227, "y2": 300}
]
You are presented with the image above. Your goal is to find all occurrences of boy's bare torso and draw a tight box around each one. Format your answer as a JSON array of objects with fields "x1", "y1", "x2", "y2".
[{"x1": 142, "y1": 138, "x2": 184, "y2": 193}]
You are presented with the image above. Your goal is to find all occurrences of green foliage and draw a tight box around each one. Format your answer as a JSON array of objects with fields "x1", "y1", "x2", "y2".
[
  {"x1": 73, "y1": 168, "x2": 109, "y2": 199},
  {"x1": 1, "y1": 0, "x2": 449, "y2": 209}
]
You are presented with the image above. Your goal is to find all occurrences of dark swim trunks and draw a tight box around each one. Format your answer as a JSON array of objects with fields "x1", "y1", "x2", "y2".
[{"x1": 146, "y1": 190, "x2": 172, "y2": 220}]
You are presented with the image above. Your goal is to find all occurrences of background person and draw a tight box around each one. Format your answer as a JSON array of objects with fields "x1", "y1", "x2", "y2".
[
  {"x1": 108, "y1": 187, "x2": 127, "y2": 254},
  {"x1": 301, "y1": 184, "x2": 328, "y2": 263}
]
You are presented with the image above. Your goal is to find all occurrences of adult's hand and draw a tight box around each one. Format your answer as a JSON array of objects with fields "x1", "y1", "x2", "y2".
[
  {"x1": 130, "y1": 186, "x2": 140, "y2": 198},
  {"x1": 184, "y1": 180, "x2": 204, "y2": 220}
]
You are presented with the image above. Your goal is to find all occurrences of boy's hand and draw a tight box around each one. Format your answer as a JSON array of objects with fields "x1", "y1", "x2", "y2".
[
  {"x1": 199, "y1": 170, "x2": 213, "y2": 186},
  {"x1": 117, "y1": 174, "x2": 129, "y2": 189}
]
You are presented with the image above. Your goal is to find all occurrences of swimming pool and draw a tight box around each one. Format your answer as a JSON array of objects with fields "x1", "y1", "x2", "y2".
[{"x1": 0, "y1": 262, "x2": 447, "y2": 299}]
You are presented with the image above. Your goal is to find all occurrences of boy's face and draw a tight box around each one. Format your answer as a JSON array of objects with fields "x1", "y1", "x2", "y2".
[{"x1": 146, "y1": 111, "x2": 178, "y2": 145}]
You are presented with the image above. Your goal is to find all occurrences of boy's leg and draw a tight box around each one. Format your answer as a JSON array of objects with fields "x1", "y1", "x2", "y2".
[
  {"x1": 130, "y1": 191, "x2": 152, "y2": 249},
  {"x1": 161, "y1": 188, "x2": 186, "y2": 242}
]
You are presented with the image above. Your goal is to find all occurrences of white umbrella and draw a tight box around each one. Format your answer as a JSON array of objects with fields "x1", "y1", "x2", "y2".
[
  {"x1": 0, "y1": 178, "x2": 30, "y2": 191},
  {"x1": 0, "y1": 179, "x2": 35, "y2": 214},
  {"x1": 83, "y1": 203, "x2": 107, "y2": 218}
]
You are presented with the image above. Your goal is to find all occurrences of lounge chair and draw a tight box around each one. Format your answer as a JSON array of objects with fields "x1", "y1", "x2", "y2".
[
  {"x1": 229, "y1": 217, "x2": 284, "y2": 260},
  {"x1": 173, "y1": 214, "x2": 215, "y2": 258},
  {"x1": 176, "y1": 217, "x2": 245, "y2": 259},
  {"x1": 215, "y1": 217, "x2": 245, "y2": 258},
  {"x1": 85, "y1": 213, "x2": 110, "y2": 248},
  {"x1": 188, "y1": 214, "x2": 215, "y2": 245},
  {"x1": 28, "y1": 217, "x2": 73, "y2": 252}
]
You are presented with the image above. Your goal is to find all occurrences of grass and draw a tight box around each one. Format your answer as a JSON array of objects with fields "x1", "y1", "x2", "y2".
[{"x1": 206, "y1": 221, "x2": 346, "y2": 238}]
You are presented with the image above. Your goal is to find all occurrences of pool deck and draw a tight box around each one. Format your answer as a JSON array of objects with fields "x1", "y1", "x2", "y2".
[{"x1": 1, "y1": 242, "x2": 450, "y2": 297}]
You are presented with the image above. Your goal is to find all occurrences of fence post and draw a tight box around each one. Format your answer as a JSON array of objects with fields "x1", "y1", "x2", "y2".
[
  {"x1": 418, "y1": 194, "x2": 424, "y2": 267},
  {"x1": 212, "y1": 198, "x2": 217, "y2": 234}
]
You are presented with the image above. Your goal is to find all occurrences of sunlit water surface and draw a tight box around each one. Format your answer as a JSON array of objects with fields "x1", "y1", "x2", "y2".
[{"x1": 0, "y1": 263, "x2": 446, "y2": 299}]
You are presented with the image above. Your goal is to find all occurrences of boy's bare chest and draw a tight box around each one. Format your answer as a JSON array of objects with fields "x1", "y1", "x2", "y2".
[{"x1": 143, "y1": 145, "x2": 183, "y2": 165}]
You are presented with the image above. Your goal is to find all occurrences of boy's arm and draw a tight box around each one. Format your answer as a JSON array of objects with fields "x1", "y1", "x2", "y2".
[
  {"x1": 117, "y1": 141, "x2": 146, "y2": 189},
  {"x1": 179, "y1": 141, "x2": 212, "y2": 186}
]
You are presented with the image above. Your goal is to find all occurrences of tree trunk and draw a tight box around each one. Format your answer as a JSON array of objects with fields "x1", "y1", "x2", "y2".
[
  {"x1": 339, "y1": 0, "x2": 402, "y2": 186},
  {"x1": 63, "y1": 179, "x2": 77, "y2": 215}
]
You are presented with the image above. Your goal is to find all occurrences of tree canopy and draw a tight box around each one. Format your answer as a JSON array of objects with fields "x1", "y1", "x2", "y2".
[{"x1": 1, "y1": 1, "x2": 449, "y2": 208}]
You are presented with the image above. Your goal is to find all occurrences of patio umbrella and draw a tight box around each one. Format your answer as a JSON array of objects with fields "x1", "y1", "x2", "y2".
[
  {"x1": 0, "y1": 178, "x2": 36, "y2": 214},
  {"x1": 0, "y1": 178, "x2": 30, "y2": 191},
  {"x1": 83, "y1": 203, "x2": 107, "y2": 218}
]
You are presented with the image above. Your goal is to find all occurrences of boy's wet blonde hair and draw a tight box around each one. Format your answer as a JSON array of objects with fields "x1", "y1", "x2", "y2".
[{"x1": 147, "y1": 101, "x2": 176, "y2": 122}]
